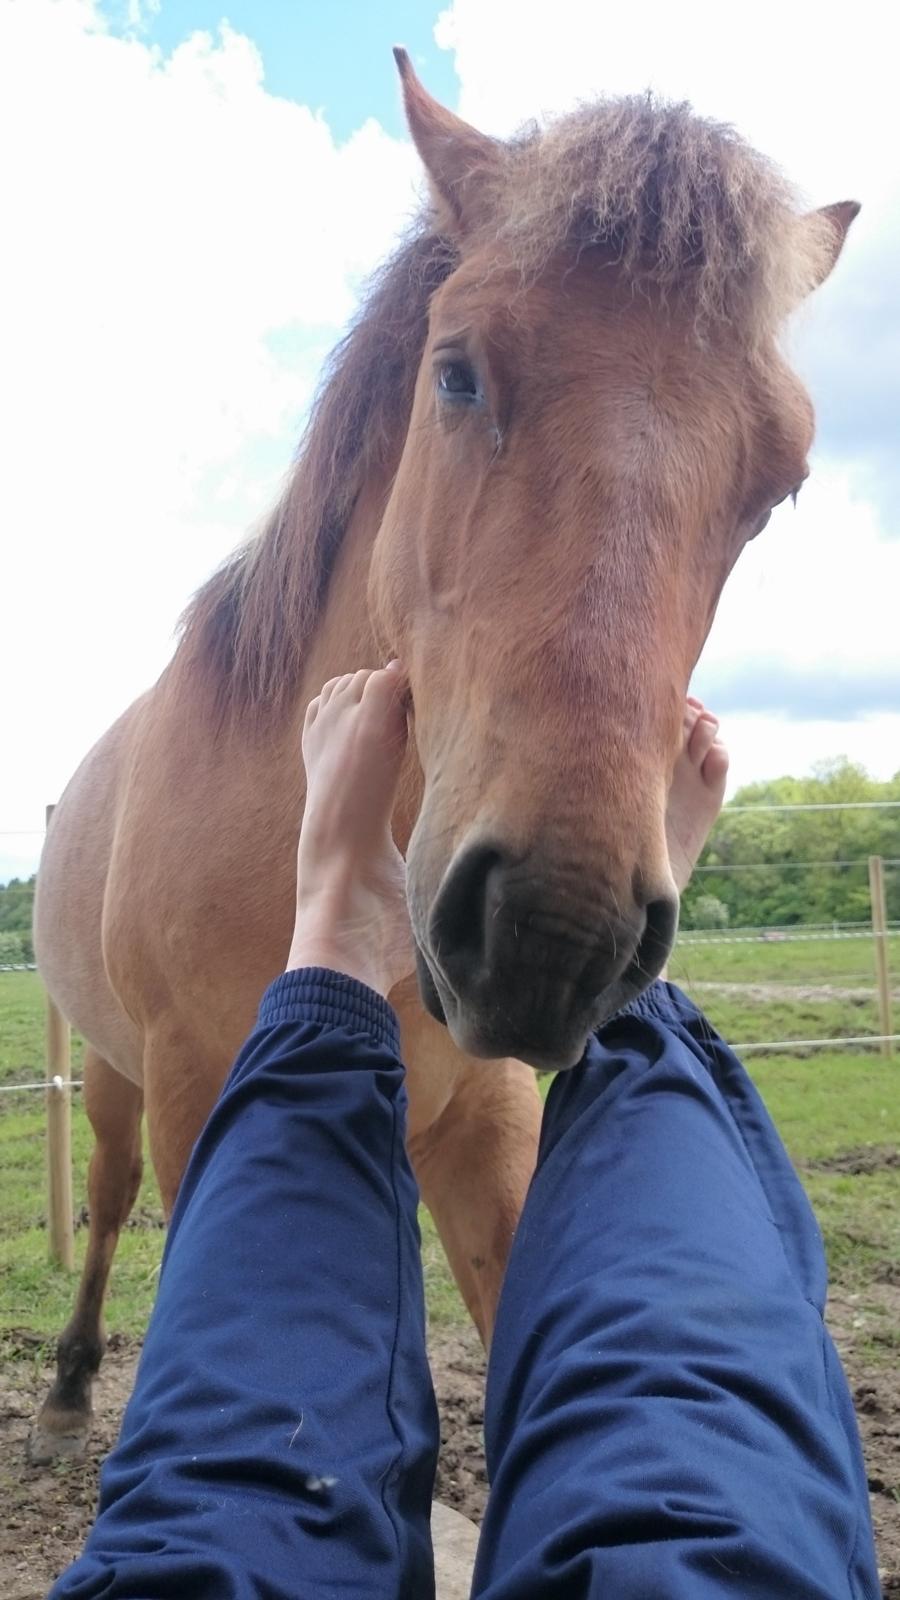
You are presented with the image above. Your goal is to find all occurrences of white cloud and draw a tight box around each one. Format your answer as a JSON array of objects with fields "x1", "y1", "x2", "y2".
[
  {"x1": 701, "y1": 713, "x2": 900, "y2": 796},
  {"x1": 698, "y1": 467, "x2": 900, "y2": 676},
  {"x1": 0, "y1": 0, "x2": 419, "y2": 842},
  {"x1": 434, "y1": 0, "x2": 895, "y2": 205}
]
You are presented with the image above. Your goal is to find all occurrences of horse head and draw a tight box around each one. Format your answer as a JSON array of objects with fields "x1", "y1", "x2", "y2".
[{"x1": 368, "y1": 53, "x2": 857, "y2": 1069}]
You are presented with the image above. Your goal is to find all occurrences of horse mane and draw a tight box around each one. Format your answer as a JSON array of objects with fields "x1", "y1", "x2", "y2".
[
  {"x1": 179, "y1": 231, "x2": 457, "y2": 713},
  {"x1": 180, "y1": 92, "x2": 828, "y2": 712}
]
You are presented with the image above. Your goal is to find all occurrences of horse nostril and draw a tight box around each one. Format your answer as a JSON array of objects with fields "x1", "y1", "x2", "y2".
[
  {"x1": 429, "y1": 842, "x2": 506, "y2": 973},
  {"x1": 634, "y1": 895, "x2": 679, "y2": 980}
]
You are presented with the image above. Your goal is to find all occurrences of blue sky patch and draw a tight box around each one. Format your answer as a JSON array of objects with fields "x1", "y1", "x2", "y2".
[{"x1": 99, "y1": 0, "x2": 459, "y2": 140}]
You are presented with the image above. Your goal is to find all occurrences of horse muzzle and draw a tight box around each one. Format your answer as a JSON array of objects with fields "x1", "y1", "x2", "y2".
[{"x1": 411, "y1": 836, "x2": 678, "y2": 1070}]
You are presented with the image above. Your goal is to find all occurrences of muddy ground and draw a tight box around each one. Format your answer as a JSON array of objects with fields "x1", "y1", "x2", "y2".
[{"x1": 1, "y1": 1316, "x2": 897, "y2": 1597}]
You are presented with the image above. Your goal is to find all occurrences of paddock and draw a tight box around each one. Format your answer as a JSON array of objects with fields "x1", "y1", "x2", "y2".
[{"x1": 0, "y1": 812, "x2": 898, "y2": 1595}]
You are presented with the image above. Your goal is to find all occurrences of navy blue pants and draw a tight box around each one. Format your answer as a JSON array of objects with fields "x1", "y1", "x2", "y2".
[{"x1": 51, "y1": 972, "x2": 879, "y2": 1598}]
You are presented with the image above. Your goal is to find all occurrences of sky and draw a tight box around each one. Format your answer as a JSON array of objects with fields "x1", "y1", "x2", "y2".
[{"x1": 1, "y1": 0, "x2": 897, "y2": 881}]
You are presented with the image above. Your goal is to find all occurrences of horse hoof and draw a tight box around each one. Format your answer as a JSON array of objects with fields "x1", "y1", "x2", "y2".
[{"x1": 27, "y1": 1406, "x2": 92, "y2": 1465}]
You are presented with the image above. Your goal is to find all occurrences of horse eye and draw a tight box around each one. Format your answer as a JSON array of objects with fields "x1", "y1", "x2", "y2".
[
  {"x1": 436, "y1": 360, "x2": 479, "y2": 401},
  {"x1": 752, "y1": 476, "x2": 807, "y2": 536}
]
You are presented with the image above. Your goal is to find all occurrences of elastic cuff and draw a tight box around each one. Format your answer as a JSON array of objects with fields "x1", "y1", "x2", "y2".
[
  {"x1": 258, "y1": 967, "x2": 402, "y2": 1059},
  {"x1": 616, "y1": 977, "x2": 688, "y2": 1028}
]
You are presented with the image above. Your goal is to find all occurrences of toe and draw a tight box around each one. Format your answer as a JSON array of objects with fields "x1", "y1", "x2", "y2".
[
  {"x1": 682, "y1": 699, "x2": 702, "y2": 746},
  {"x1": 319, "y1": 674, "x2": 348, "y2": 707},
  {"x1": 349, "y1": 667, "x2": 374, "y2": 700},
  {"x1": 687, "y1": 711, "x2": 719, "y2": 767},
  {"x1": 361, "y1": 663, "x2": 409, "y2": 728},
  {"x1": 701, "y1": 737, "x2": 730, "y2": 795},
  {"x1": 362, "y1": 662, "x2": 407, "y2": 702}
]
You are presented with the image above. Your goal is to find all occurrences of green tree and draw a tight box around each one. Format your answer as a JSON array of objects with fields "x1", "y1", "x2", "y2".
[
  {"x1": 0, "y1": 929, "x2": 33, "y2": 964},
  {"x1": 681, "y1": 761, "x2": 900, "y2": 929},
  {"x1": 687, "y1": 893, "x2": 730, "y2": 930},
  {"x1": 0, "y1": 875, "x2": 36, "y2": 935}
]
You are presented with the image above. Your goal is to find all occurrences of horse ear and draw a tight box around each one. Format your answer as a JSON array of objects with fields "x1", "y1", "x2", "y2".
[
  {"x1": 394, "y1": 46, "x2": 499, "y2": 236},
  {"x1": 804, "y1": 200, "x2": 861, "y2": 292}
]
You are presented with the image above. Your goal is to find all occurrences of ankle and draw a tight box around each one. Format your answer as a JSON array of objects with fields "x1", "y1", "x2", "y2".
[{"x1": 285, "y1": 930, "x2": 383, "y2": 994}]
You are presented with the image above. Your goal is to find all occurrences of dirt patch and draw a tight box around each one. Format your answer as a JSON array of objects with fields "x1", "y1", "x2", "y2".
[
  {"x1": 73, "y1": 1204, "x2": 166, "y2": 1233},
  {"x1": 825, "y1": 1285, "x2": 900, "y2": 1594},
  {"x1": 805, "y1": 1145, "x2": 900, "y2": 1176},
  {"x1": 688, "y1": 979, "x2": 896, "y2": 1006},
  {"x1": 431, "y1": 1327, "x2": 488, "y2": 1525},
  {"x1": 0, "y1": 1332, "x2": 139, "y2": 1600},
  {"x1": 1, "y1": 1316, "x2": 896, "y2": 1596}
]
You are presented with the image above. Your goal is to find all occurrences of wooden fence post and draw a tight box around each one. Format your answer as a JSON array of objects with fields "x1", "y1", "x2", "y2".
[
  {"x1": 45, "y1": 803, "x2": 75, "y2": 1270},
  {"x1": 868, "y1": 855, "x2": 893, "y2": 1061}
]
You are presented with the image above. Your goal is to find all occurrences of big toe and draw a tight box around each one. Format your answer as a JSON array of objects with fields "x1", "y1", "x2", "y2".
[
  {"x1": 687, "y1": 711, "x2": 719, "y2": 768},
  {"x1": 361, "y1": 663, "x2": 409, "y2": 736},
  {"x1": 701, "y1": 738, "x2": 730, "y2": 796}
]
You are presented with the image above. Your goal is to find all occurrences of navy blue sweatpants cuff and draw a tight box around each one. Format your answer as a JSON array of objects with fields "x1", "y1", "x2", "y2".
[
  {"x1": 474, "y1": 981, "x2": 880, "y2": 1599},
  {"x1": 49, "y1": 967, "x2": 439, "y2": 1600}
]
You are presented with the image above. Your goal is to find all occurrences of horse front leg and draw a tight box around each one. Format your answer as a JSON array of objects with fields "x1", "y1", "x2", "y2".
[{"x1": 397, "y1": 990, "x2": 542, "y2": 1346}]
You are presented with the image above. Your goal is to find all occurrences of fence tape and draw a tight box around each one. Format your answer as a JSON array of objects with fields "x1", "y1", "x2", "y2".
[
  {"x1": 2, "y1": 1030, "x2": 899, "y2": 1095},
  {"x1": 0, "y1": 1078, "x2": 84, "y2": 1094},
  {"x1": 678, "y1": 929, "x2": 898, "y2": 946},
  {"x1": 735, "y1": 1034, "x2": 900, "y2": 1055}
]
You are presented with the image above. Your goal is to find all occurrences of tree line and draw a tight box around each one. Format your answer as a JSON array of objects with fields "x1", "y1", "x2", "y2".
[
  {"x1": 0, "y1": 874, "x2": 35, "y2": 963},
  {"x1": 681, "y1": 759, "x2": 900, "y2": 929}
]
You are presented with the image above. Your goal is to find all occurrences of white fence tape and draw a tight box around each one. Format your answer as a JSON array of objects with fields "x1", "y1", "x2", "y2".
[
  {"x1": 0, "y1": 1077, "x2": 84, "y2": 1094},
  {"x1": 735, "y1": 1034, "x2": 900, "y2": 1055},
  {"x1": 678, "y1": 929, "x2": 899, "y2": 946}
]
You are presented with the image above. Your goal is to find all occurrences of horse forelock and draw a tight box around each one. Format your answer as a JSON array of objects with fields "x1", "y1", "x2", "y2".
[
  {"x1": 482, "y1": 94, "x2": 832, "y2": 338},
  {"x1": 179, "y1": 92, "x2": 825, "y2": 713}
]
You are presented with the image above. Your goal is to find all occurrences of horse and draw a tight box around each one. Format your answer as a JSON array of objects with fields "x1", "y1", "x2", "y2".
[{"x1": 30, "y1": 50, "x2": 857, "y2": 1461}]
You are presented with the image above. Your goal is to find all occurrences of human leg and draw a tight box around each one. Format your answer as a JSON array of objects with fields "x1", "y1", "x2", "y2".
[
  {"x1": 474, "y1": 699, "x2": 877, "y2": 1598},
  {"x1": 49, "y1": 667, "x2": 439, "y2": 1600},
  {"x1": 475, "y1": 986, "x2": 879, "y2": 1598}
]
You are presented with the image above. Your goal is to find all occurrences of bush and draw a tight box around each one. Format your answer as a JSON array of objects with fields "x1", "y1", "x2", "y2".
[
  {"x1": 687, "y1": 893, "x2": 730, "y2": 930},
  {"x1": 0, "y1": 930, "x2": 33, "y2": 965}
]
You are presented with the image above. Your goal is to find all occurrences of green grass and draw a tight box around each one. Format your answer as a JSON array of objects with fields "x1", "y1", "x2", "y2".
[
  {"x1": 0, "y1": 971, "x2": 83, "y2": 1085},
  {"x1": 1, "y1": 969, "x2": 898, "y2": 1355},
  {"x1": 752, "y1": 1052, "x2": 900, "y2": 1327},
  {"x1": 749, "y1": 1052, "x2": 897, "y2": 1160},
  {"x1": 0, "y1": 1099, "x2": 165, "y2": 1344},
  {"x1": 668, "y1": 928, "x2": 898, "y2": 1048},
  {"x1": 681, "y1": 990, "x2": 881, "y2": 1049},
  {"x1": 670, "y1": 930, "x2": 900, "y2": 988}
]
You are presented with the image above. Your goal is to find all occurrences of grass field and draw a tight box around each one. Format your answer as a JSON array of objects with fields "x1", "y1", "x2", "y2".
[
  {"x1": 1, "y1": 953, "x2": 898, "y2": 1354},
  {"x1": 671, "y1": 929, "x2": 900, "y2": 986},
  {"x1": 669, "y1": 930, "x2": 900, "y2": 1051}
]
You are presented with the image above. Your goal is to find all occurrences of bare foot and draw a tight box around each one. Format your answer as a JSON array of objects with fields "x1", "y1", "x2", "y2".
[
  {"x1": 666, "y1": 697, "x2": 729, "y2": 894},
  {"x1": 286, "y1": 663, "x2": 414, "y2": 999}
]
